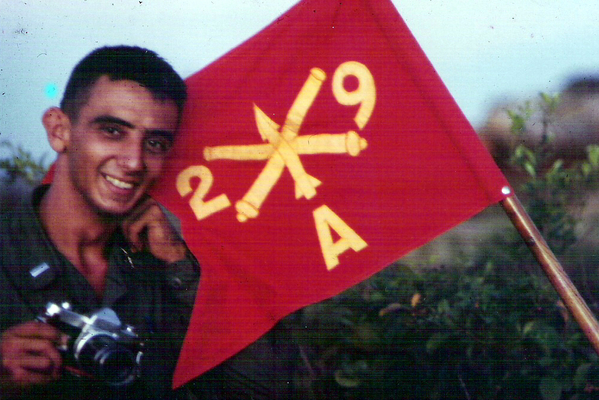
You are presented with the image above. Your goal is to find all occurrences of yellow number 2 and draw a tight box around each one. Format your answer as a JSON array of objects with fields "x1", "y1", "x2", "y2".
[{"x1": 176, "y1": 165, "x2": 231, "y2": 221}]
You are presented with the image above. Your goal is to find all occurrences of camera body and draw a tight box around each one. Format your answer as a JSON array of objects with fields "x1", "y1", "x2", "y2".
[{"x1": 38, "y1": 302, "x2": 144, "y2": 387}]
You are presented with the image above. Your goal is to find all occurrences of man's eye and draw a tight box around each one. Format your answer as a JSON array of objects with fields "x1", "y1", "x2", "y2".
[
  {"x1": 101, "y1": 126, "x2": 122, "y2": 137},
  {"x1": 145, "y1": 138, "x2": 172, "y2": 154}
]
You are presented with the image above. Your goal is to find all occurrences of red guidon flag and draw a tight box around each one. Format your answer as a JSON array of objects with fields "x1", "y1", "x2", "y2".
[{"x1": 152, "y1": 0, "x2": 511, "y2": 387}]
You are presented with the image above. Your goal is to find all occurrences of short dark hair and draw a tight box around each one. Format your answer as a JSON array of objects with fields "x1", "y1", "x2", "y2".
[{"x1": 60, "y1": 46, "x2": 187, "y2": 121}]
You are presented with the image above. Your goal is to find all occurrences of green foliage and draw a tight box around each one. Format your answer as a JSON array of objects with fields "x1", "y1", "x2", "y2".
[
  {"x1": 295, "y1": 261, "x2": 599, "y2": 400},
  {"x1": 291, "y1": 93, "x2": 599, "y2": 399},
  {"x1": 507, "y1": 93, "x2": 599, "y2": 254},
  {"x1": 0, "y1": 140, "x2": 49, "y2": 186}
]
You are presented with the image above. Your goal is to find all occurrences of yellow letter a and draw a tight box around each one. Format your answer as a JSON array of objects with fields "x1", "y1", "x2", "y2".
[{"x1": 313, "y1": 205, "x2": 368, "y2": 271}]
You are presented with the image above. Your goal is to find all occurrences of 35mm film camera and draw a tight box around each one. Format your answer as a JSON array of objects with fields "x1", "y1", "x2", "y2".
[{"x1": 38, "y1": 302, "x2": 144, "y2": 387}]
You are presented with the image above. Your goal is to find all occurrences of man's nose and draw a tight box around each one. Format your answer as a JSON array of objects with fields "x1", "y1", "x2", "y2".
[{"x1": 119, "y1": 140, "x2": 145, "y2": 172}]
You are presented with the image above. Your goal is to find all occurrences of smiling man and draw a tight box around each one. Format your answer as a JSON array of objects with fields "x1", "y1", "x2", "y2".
[{"x1": 0, "y1": 46, "x2": 198, "y2": 400}]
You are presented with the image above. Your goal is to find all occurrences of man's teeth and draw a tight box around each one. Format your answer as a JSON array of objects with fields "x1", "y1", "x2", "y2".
[{"x1": 105, "y1": 175, "x2": 134, "y2": 189}]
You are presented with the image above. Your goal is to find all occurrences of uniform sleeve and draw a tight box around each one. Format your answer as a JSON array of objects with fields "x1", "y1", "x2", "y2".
[
  {"x1": 165, "y1": 250, "x2": 298, "y2": 400},
  {"x1": 165, "y1": 251, "x2": 201, "y2": 307},
  {"x1": 185, "y1": 319, "x2": 297, "y2": 400}
]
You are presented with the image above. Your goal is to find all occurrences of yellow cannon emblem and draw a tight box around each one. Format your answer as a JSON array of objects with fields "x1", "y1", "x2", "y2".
[{"x1": 176, "y1": 61, "x2": 375, "y2": 269}]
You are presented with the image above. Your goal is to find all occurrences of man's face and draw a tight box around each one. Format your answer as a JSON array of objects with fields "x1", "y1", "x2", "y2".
[{"x1": 64, "y1": 76, "x2": 179, "y2": 216}]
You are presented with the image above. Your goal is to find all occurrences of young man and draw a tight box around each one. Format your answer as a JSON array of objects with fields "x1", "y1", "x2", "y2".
[{"x1": 0, "y1": 46, "x2": 199, "y2": 399}]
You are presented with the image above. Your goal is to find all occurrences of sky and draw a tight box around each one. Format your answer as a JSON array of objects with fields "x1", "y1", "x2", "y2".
[{"x1": 1, "y1": 0, "x2": 599, "y2": 162}]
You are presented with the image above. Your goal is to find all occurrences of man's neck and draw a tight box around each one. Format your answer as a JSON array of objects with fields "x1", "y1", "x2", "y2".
[{"x1": 39, "y1": 183, "x2": 118, "y2": 297}]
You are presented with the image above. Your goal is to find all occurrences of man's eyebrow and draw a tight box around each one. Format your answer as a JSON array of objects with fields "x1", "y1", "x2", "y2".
[
  {"x1": 92, "y1": 115, "x2": 175, "y2": 139},
  {"x1": 91, "y1": 115, "x2": 135, "y2": 129}
]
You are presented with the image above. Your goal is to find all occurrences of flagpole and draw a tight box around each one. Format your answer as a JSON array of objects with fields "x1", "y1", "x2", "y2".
[{"x1": 501, "y1": 192, "x2": 599, "y2": 354}]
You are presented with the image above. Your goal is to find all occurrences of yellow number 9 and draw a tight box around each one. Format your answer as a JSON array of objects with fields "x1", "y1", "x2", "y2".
[{"x1": 332, "y1": 61, "x2": 376, "y2": 130}]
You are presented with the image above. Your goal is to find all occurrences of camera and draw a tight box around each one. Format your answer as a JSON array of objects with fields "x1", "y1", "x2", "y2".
[{"x1": 38, "y1": 302, "x2": 144, "y2": 387}]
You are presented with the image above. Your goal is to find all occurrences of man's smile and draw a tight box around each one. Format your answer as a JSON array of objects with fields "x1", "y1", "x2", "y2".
[{"x1": 104, "y1": 174, "x2": 136, "y2": 190}]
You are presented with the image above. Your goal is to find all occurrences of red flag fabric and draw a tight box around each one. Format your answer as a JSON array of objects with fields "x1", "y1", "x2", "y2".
[{"x1": 151, "y1": 0, "x2": 511, "y2": 387}]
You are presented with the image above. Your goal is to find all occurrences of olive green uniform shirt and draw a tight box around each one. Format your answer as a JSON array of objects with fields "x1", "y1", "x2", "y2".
[{"x1": 0, "y1": 186, "x2": 199, "y2": 400}]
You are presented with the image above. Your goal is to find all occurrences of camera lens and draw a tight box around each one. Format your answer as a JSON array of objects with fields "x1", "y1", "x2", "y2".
[{"x1": 77, "y1": 334, "x2": 138, "y2": 386}]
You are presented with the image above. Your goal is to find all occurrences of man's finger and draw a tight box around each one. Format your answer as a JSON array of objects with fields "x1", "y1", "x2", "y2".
[
  {"x1": 122, "y1": 197, "x2": 165, "y2": 249},
  {"x1": 123, "y1": 195, "x2": 155, "y2": 224},
  {"x1": 7, "y1": 321, "x2": 61, "y2": 341},
  {"x1": 18, "y1": 352, "x2": 58, "y2": 372},
  {"x1": 7, "y1": 363, "x2": 58, "y2": 386},
  {"x1": 2, "y1": 328, "x2": 64, "y2": 387},
  {"x1": 121, "y1": 198, "x2": 188, "y2": 263},
  {"x1": 123, "y1": 204, "x2": 164, "y2": 252}
]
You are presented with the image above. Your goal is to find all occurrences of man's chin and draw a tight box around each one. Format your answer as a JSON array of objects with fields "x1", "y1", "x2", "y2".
[{"x1": 94, "y1": 199, "x2": 139, "y2": 219}]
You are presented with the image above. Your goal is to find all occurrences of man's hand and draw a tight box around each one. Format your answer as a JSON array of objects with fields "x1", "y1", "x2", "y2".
[
  {"x1": 122, "y1": 196, "x2": 188, "y2": 264},
  {"x1": 0, "y1": 321, "x2": 64, "y2": 395}
]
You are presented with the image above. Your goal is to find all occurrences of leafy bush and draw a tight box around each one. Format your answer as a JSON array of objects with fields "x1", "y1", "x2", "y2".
[
  {"x1": 294, "y1": 260, "x2": 599, "y2": 400},
  {"x1": 0, "y1": 140, "x2": 48, "y2": 185},
  {"x1": 291, "y1": 94, "x2": 599, "y2": 400}
]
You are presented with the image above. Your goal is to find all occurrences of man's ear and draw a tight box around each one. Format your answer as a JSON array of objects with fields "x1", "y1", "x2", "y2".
[{"x1": 42, "y1": 107, "x2": 71, "y2": 153}]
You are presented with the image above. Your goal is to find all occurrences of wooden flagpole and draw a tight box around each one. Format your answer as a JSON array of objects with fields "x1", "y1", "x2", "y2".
[{"x1": 501, "y1": 192, "x2": 599, "y2": 354}]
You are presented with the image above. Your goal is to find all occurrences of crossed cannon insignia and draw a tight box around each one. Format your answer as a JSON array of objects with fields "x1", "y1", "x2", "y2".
[{"x1": 201, "y1": 62, "x2": 375, "y2": 223}]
